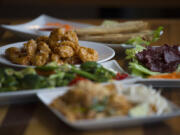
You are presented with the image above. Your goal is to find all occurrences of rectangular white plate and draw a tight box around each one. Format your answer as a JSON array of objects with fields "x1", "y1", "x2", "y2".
[
  {"x1": 136, "y1": 78, "x2": 180, "y2": 88},
  {"x1": 114, "y1": 62, "x2": 180, "y2": 88},
  {"x1": 37, "y1": 82, "x2": 180, "y2": 130},
  {"x1": 0, "y1": 14, "x2": 92, "y2": 39},
  {"x1": 0, "y1": 60, "x2": 132, "y2": 104}
]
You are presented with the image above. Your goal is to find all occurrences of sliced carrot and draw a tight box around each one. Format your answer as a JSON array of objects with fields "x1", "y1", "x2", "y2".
[
  {"x1": 63, "y1": 24, "x2": 73, "y2": 31},
  {"x1": 148, "y1": 72, "x2": 180, "y2": 79}
]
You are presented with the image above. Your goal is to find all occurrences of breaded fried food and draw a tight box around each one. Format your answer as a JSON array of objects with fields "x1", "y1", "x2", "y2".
[
  {"x1": 36, "y1": 36, "x2": 49, "y2": 44},
  {"x1": 5, "y1": 28, "x2": 98, "y2": 66},
  {"x1": 64, "y1": 55, "x2": 82, "y2": 64},
  {"x1": 79, "y1": 30, "x2": 153, "y2": 44},
  {"x1": 49, "y1": 28, "x2": 65, "y2": 41},
  {"x1": 75, "y1": 21, "x2": 148, "y2": 36},
  {"x1": 32, "y1": 53, "x2": 49, "y2": 66},
  {"x1": 37, "y1": 41, "x2": 51, "y2": 54},
  {"x1": 23, "y1": 39, "x2": 37, "y2": 56},
  {"x1": 50, "y1": 81, "x2": 132, "y2": 122},
  {"x1": 61, "y1": 31, "x2": 79, "y2": 43},
  {"x1": 60, "y1": 41, "x2": 79, "y2": 53},
  {"x1": 5, "y1": 47, "x2": 31, "y2": 65},
  {"x1": 78, "y1": 47, "x2": 98, "y2": 62},
  {"x1": 50, "y1": 53, "x2": 64, "y2": 65},
  {"x1": 55, "y1": 46, "x2": 74, "y2": 58}
]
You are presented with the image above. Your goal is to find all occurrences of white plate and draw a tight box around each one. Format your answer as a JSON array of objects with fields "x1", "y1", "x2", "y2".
[
  {"x1": 136, "y1": 78, "x2": 180, "y2": 88},
  {"x1": 0, "y1": 60, "x2": 132, "y2": 104},
  {"x1": 0, "y1": 41, "x2": 115, "y2": 68},
  {"x1": 37, "y1": 82, "x2": 180, "y2": 130},
  {"x1": 106, "y1": 43, "x2": 134, "y2": 49},
  {"x1": 0, "y1": 14, "x2": 92, "y2": 39},
  {"x1": 114, "y1": 64, "x2": 180, "y2": 87}
]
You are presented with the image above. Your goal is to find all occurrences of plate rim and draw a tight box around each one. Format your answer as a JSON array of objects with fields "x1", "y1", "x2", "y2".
[{"x1": 37, "y1": 83, "x2": 180, "y2": 130}]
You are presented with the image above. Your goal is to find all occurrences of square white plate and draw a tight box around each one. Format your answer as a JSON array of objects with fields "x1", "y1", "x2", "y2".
[
  {"x1": 37, "y1": 82, "x2": 180, "y2": 130},
  {"x1": 136, "y1": 78, "x2": 180, "y2": 87},
  {"x1": 0, "y1": 14, "x2": 92, "y2": 39}
]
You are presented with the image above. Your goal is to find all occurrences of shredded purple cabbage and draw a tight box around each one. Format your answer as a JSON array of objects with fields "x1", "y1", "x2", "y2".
[{"x1": 136, "y1": 44, "x2": 180, "y2": 73}]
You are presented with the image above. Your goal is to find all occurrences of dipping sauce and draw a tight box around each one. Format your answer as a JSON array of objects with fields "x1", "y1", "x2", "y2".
[{"x1": 38, "y1": 22, "x2": 73, "y2": 32}]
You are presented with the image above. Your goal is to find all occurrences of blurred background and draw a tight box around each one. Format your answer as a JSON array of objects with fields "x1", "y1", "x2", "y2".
[{"x1": 0, "y1": 0, "x2": 180, "y2": 19}]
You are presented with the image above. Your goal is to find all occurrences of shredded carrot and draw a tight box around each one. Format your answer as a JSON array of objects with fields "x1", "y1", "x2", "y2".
[{"x1": 148, "y1": 72, "x2": 180, "y2": 79}]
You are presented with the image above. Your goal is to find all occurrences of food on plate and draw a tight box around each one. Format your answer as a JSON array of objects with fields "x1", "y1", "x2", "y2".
[
  {"x1": 76, "y1": 21, "x2": 148, "y2": 35},
  {"x1": 75, "y1": 20, "x2": 162, "y2": 44},
  {"x1": 136, "y1": 45, "x2": 180, "y2": 73},
  {"x1": 39, "y1": 22, "x2": 73, "y2": 31},
  {"x1": 79, "y1": 30, "x2": 153, "y2": 44},
  {"x1": 0, "y1": 62, "x2": 128, "y2": 92},
  {"x1": 50, "y1": 80, "x2": 171, "y2": 122},
  {"x1": 125, "y1": 37, "x2": 180, "y2": 78},
  {"x1": 5, "y1": 29, "x2": 98, "y2": 66}
]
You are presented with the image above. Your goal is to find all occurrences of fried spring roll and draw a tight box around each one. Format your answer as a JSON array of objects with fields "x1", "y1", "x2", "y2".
[
  {"x1": 79, "y1": 30, "x2": 153, "y2": 44},
  {"x1": 75, "y1": 21, "x2": 148, "y2": 36}
]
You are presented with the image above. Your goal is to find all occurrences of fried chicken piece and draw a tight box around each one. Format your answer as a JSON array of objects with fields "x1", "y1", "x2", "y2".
[
  {"x1": 54, "y1": 46, "x2": 74, "y2": 58},
  {"x1": 48, "y1": 40, "x2": 60, "y2": 52},
  {"x1": 37, "y1": 41, "x2": 51, "y2": 54},
  {"x1": 60, "y1": 41, "x2": 79, "y2": 53},
  {"x1": 36, "y1": 36, "x2": 49, "y2": 44},
  {"x1": 61, "y1": 31, "x2": 79, "y2": 43},
  {"x1": 32, "y1": 53, "x2": 49, "y2": 66},
  {"x1": 23, "y1": 39, "x2": 37, "y2": 56},
  {"x1": 50, "y1": 53, "x2": 64, "y2": 65},
  {"x1": 64, "y1": 55, "x2": 82, "y2": 64},
  {"x1": 5, "y1": 47, "x2": 20, "y2": 59},
  {"x1": 49, "y1": 28, "x2": 65, "y2": 41},
  {"x1": 78, "y1": 47, "x2": 98, "y2": 62},
  {"x1": 15, "y1": 56, "x2": 31, "y2": 65},
  {"x1": 5, "y1": 47, "x2": 31, "y2": 65}
]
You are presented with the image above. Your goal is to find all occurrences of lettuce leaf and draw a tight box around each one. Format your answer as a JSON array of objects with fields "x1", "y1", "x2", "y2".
[
  {"x1": 129, "y1": 62, "x2": 160, "y2": 77},
  {"x1": 125, "y1": 26, "x2": 163, "y2": 77},
  {"x1": 152, "y1": 26, "x2": 164, "y2": 42},
  {"x1": 125, "y1": 44, "x2": 145, "y2": 61},
  {"x1": 126, "y1": 26, "x2": 164, "y2": 46},
  {"x1": 101, "y1": 20, "x2": 120, "y2": 27},
  {"x1": 176, "y1": 64, "x2": 180, "y2": 72},
  {"x1": 126, "y1": 37, "x2": 150, "y2": 46}
]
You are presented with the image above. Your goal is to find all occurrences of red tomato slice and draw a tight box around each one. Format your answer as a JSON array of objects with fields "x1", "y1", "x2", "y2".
[
  {"x1": 115, "y1": 73, "x2": 128, "y2": 80},
  {"x1": 69, "y1": 76, "x2": 87, "y2": 86}
]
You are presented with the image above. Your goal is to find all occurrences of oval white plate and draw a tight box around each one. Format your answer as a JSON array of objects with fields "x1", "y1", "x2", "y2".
[{"x1": 0, "y1": 40, "x2": 115, "y2": 68}]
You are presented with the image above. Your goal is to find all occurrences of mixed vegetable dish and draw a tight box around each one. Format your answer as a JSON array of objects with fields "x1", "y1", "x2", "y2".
[
  {"x1": 125, "y1": 26, "x2": 180, "y2": 79},
  {"x1": 0, "y1": 62, "x2": 128, "y2": 92},
  {"x1": 50, "y1": 80, "x2": 171, "y2": 122}
]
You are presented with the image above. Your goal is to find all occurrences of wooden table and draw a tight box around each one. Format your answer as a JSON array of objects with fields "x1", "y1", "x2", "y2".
[{"x1": 0, "y1": 19, "x2": 180, "y2": 135}]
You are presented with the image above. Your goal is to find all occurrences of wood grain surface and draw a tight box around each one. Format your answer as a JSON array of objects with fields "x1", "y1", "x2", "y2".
[{"x1": 0, "y1": 19, "x2": 180, "y2": 135}]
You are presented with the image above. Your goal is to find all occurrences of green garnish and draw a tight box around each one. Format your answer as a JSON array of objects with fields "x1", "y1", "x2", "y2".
[
  {"x1": 0, "y1": 61, "x2": 117, "y2": 92},
  {"x1": 125, "y1": 26, "x2": 163, "y2": 77}
]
